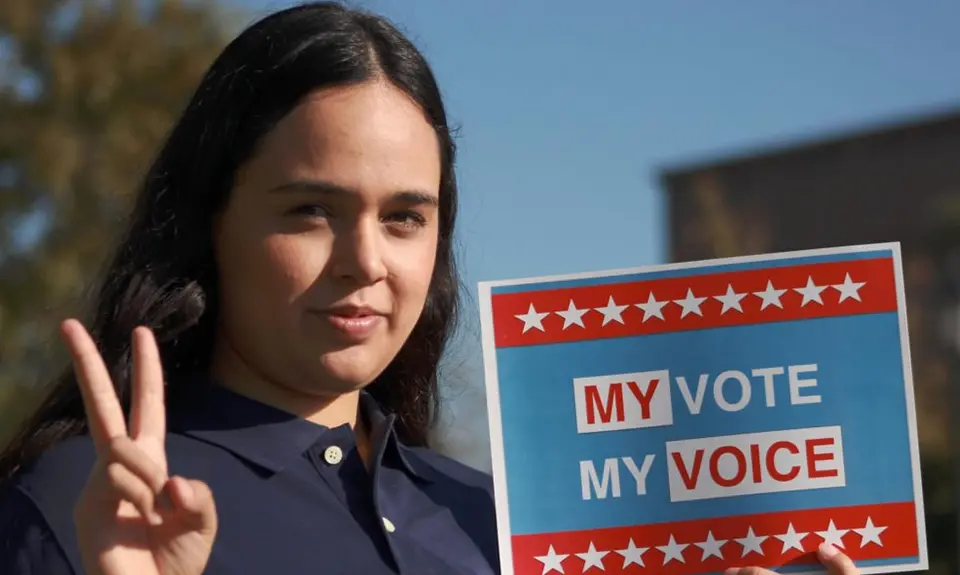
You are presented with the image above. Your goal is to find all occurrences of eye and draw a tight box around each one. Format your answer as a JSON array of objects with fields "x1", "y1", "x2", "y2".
[
  {"x1": 289, "y1": 204, "x2": 332, "y2": 219},
  {"x1": 384, "y1": 210, "x2": 427, "y2": 230}
]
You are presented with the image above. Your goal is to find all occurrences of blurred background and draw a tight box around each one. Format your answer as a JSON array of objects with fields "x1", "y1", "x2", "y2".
[{"x1": 1, "y1": 0, "x2": 958, "y2": 572}]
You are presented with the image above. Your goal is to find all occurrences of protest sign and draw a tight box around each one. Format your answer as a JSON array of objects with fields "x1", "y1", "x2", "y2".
[{"x1": 478, "y1": 243, "x2": 926, "y2": 575}]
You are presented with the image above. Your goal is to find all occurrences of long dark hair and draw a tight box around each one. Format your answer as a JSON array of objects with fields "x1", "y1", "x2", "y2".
[{"x1": 0, "y1": 1, "x2": 460, "y2": 479}]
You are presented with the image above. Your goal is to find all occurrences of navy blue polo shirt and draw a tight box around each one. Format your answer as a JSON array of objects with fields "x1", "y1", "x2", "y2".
[{"x1": 0, "y1": 381, "x2": 500, "y2": 574}]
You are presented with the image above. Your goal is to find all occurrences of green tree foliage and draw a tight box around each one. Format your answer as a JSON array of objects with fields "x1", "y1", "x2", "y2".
[{"x1": 0, "y1": 0, "x2": 233, "y2": 441}]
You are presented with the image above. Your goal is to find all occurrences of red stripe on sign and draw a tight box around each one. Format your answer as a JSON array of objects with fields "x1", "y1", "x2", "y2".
[
  {"x1": 510, "y1": 501, "x2": 918, "y2": 575},
  {"x1": 491, "y1": 258, "x2": 898, "y2": 348}
]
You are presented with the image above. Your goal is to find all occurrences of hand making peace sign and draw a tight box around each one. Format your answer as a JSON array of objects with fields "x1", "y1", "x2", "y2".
[{"x1": 61, "y1": 319, "x2": 218, "y2": 575}]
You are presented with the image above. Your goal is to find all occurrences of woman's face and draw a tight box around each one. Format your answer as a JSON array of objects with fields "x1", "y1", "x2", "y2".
[{"x1": 212, "y1": 80, "x2": 441, "y2": 401}]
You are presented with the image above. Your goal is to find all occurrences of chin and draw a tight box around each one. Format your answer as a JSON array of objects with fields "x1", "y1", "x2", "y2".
[{"x1": 308, "y1": 346, "x2": 390, "y2": 391}]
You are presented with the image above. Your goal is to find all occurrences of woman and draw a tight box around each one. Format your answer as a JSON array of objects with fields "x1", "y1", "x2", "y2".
[{"x1": 0, "y1": 2, "x2": 861, "y2": 574}]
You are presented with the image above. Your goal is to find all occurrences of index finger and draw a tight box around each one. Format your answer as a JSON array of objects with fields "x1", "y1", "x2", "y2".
[
  {"x1": 60, "y1": 319, "x2": 128, "y2": 452},
  {"x1": 129, "y1": 326, "x2": 166, "y2": 440}
]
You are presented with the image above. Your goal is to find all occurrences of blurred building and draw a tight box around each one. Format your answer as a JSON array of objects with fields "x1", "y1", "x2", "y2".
[{"x1": 659, "y1": 106, "x2": 960, "y2": 574}]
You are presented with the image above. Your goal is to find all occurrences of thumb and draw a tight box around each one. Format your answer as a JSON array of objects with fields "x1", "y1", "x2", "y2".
[
  {"x1": 818, "y1": 543, "x2": 859, "y2": 575},
  {"x1": 166, "y1": 476, "x2": 218, "y2": 537}
]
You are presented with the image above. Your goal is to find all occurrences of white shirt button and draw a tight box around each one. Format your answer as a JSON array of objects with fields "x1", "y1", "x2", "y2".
[
  {"x1": 323, "y1": 445, "x2": 343, "y2": 465},
  {"x1": 382, "y1": 517, "x2": 396, "y2": 533}
]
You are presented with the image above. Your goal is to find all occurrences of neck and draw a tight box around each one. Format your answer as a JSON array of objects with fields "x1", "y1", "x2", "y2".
[{"x1": 209, "y1": 334, "x2": 361, "y2": 432}]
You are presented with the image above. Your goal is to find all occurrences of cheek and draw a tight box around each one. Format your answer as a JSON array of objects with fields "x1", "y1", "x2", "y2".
[
  {"x1": 219, "y1": 228, "x2": 328, "y2": 319},
  {"x1": 388, "y1": 238, "x2": 438, "y2": 317},
  {"x1": 259, "y1": 235, "x2": 329, "y2": 302}
]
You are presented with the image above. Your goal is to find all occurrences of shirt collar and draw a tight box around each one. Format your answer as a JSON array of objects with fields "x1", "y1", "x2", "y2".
[
  {"x1": 168, "y1": 378, "x2": 435, "y2": 482},
  {"x1": 358, "y1": 391, "x2": 437, "y2": 484}
]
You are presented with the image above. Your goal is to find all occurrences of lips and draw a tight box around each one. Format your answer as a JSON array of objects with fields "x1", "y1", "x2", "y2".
[
  {"x1": 315, "y1": 306, "x2": 386, "y2": 341},
  {"x1": 320, "y1": 305, "x2": 385, "y2": 318}
]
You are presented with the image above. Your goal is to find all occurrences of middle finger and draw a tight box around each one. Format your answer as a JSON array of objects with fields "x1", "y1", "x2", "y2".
[{"x1": 129, "y1": 326, "x2": 167, "y2": 442}]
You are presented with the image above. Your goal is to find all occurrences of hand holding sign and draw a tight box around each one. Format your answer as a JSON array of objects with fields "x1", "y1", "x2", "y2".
[
  {"x1": 62, "y1": 319, "x2": 217, "y2": 575},
  {"x1": 727, "y1": 543, "x2": 860, "y2": 575}
]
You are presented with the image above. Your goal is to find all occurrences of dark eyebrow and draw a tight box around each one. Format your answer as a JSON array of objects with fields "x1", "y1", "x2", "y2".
[{"x1": 269, "y1": 179, "x2": 439, "y2": 207}]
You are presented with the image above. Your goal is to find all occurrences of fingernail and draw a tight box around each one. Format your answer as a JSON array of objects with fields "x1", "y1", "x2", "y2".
[
  {"x1": 724, "y1": 569, "x2": 741, "y2": 575},
  {"x1": 172, "y1": 475, "x2": 195, "y2": 504},
  {"x1": 819, "y1": 542, "x2": 840, "y2": 559}
]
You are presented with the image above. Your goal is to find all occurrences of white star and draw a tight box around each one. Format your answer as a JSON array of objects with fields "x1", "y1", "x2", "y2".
[
  {"x1": 794, "y1": 276, "x2": 826, "y2": 307},
  {"x1": 657, "y1": 534, "x2": 688, "y2": 565},
  {"x1": 556, "y1": 299, "x2": 589, "y2": 330},
  {"x1": 832, "y1": 273, "x2": 866, "y2": 303},
  {"x1": 515, "y1": 303, "x2": 549, "y2": 334},
  {"x1": 853, "y1": 517, "x2": 887, "y2": 548},
  {"x1": 576, "y1": 541, "x2": 607, "y2": 572},
  {"x1": 753, "y1": 280, "x2": 787, "y2": 310},
  {"x1": 735, "y1": 527, "x2": 768, "y2": 557},
  {"x1": 635, "y1": 292, "x2": 667, "y2": 322},
  {"x1": 816, "y1": 520, "x2": 849, "y2": 549},
  {"x1": 673, "y1": 288, "x2": 707, "y2": 318},
  {"x1": 534, "y1": 544, "x2": 568, "y2": 574},
  {"x1": 595, "y1": 296, "x2": 628, "y2": 326},
  {"x1": 695, "y1": 530, "x2": 727, "y2": 560},
  {"x1": 615, "y1": 538, "x2": 647, "y2": 568},
  {"x1": 776, "y1": 523, "x2": 808, "y2": 552},
  {"x1": 714, "y1": 284, "x2": 746, "y2": 314}
]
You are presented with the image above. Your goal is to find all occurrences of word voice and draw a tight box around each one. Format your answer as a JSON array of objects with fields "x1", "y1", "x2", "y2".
[{"x1": 666, "y1": 426, "x2": 845, "y2": 502}]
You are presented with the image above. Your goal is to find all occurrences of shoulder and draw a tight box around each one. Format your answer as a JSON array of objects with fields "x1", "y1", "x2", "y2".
[
  {"x1": 403, "y1": 445, "x2": 499, "y2": 531},
  {"x1": 400, "y1": 445, "x2": 501, "y2": 563},
  {"x1": 14, "y1": 435, "x2": 97, "y2": 536},
  {"x1": 0, "y1": 483, "x2": 77, "y2": 574},
  {"x1": 12, "y1": 432, "x2": 217, "y2": 528},
  {"x1": 406, "y1": 445, "x2": 495, "y2": 493},
  {"x1": 7, "y1": 432, "x2": 215, "y2": 574},
  {"x1": 9, "y1": 435, "x2": 99, "y2": 570},
  {"x1": 0, "y1": 436, "x2": 97, "y2": 575},
  {"x1": 406, "y1": 447, "x2": 493, "y2": 490}
]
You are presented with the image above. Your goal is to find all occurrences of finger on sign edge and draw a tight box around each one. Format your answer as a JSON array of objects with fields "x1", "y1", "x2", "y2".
[
  {"x1": 723, "y1": 544, "x2": 860, "y2": 575},
  {"x1": 819, "y1": 543, "x2": 859, "y2": 574},
  {"x1": 129, "y1": 326, "x2": 167, "y2": 440},
  {"x1": 724, "y1": 567, "x2": 774, "y2": 575},
  {"x1": 102, "y1": 461, "x2": 163, "y2": 526},
  {"x1": 60, "y1": 320, "x2": 128, "y2": 451}
]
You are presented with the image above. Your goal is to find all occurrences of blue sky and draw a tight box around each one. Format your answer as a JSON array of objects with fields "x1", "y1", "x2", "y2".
[{"x1": 233, "y1": 0, "x2": 960, "y2": 468}]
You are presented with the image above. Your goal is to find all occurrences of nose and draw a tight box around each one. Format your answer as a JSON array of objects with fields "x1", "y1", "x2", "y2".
[{"x1": 331, "y1": 218, "x2": 388, "y2": 286}]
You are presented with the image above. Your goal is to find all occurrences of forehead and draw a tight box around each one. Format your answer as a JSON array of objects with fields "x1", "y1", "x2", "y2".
[{"x1": 249, "y1": 80, "x2": 442, "y2": 194}]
